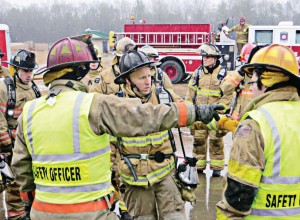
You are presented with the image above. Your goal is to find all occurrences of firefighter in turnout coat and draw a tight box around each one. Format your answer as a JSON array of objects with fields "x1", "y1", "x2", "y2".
[
  {"x1": 0, "y1": 49, "x2": 41, "y2": 220},
  {"x1": 185, "y1": 43, "x2": 231, "y2": 177},
  {"x1": 216, "y1": 44, "x2": 300, "y2": 219},
  {"x1": 113, "y1": 50, "x2": 184, "y2": 219}
]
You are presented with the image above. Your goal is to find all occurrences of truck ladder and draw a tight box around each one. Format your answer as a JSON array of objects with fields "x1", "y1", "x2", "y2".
[{"x1": 115, "y1": 32, "x2": 210, "y2": 46}]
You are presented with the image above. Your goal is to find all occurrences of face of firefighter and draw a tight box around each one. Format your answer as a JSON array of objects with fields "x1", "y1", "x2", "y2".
[
  {"x1": 249, "y1": 71, "x2": 267, "y2": 98},
  {"x1": 90, "y1": 62, "x2": 99, "y2": 70},
  {"x1": 203, "y1": 56, "x2": 217, "y2": 68},
  {"x1": 240, "y1": 20, "x2": 245, "y2": 25},
  {"x1": 0, "y1": 57, "x2": 2, "y2": 66},
  {"x1": 18, "y1": 68, "x2": 33, "y2": 84},
  {"x1": 127, "y1": 66, "x2": 152, "y2": 96}
]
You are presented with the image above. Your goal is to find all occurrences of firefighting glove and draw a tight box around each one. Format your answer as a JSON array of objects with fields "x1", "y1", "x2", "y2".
[
  {"x1": 218, "y1": 116, "x2": 239, "y2": 133},
  {"x1": 120, "y1": 211, "x2": 133, "y2": 220},
  {"x1": 195, "y1": 104, "x2": 224, "y2": 124}
]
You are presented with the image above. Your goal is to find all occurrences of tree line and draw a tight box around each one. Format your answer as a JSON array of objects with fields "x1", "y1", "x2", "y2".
[{"x1": 0, "y1": 0, "x2": 299, "y2": 43}]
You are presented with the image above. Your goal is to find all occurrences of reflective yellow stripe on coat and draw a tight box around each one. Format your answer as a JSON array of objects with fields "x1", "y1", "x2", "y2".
[
  {"x1": 242, "y1": 101, "x2": 300, "y2": 219},
  {"x1": 119, "y1": 130, "x2": 175, "y2": 186},
  {"x1": 22, "y1": 91, "x2": 113, "y2": 204}
]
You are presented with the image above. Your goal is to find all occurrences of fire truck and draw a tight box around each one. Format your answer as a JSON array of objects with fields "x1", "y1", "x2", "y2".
[
  {"x1": 113, "y1": 23, "x2": 236, "y2": 83},
  {"x1": 0, "y1": 24, "x2": 11, "y2": 68},
  {"x1": 247, "y1": 21, "x2": 300, "y2": 66}
]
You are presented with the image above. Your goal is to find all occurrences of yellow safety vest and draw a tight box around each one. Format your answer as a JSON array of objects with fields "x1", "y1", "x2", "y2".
[
  {"x1": 242, "y1": 101, "x2": 300, "y2": 219},
  {"x1": 22, "y1": 91, "x2": 113, "y2": 204}
]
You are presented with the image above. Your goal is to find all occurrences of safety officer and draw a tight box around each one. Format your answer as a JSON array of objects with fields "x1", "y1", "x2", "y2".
[
  {"x1": 112, "y1": 50, "x2": 185, "y2": 219},
  {"x1": 216, "y1": 44, "x2": 300, "y2": 219},
  {"x1": 0, "y1": 49, "x2": 10, "y2": 78},
  {"x1": 185, "y1": 43, "x2": 231, "y2": 177},
  {"x1": 11, "y1": 35, "x2": 223, "y2": 220},
  {"x1": 0, "y1": 49, "x2": 41, "y2": 220},
  {"x1": 225, "y1": 17, "x2": 251, "y2": 54},
  {"x1": 89, "y1": 37, "x2": 136, "y2": 95},
  {"x1": 139, "y1": 45, "x2": 174, "y2": 91}
]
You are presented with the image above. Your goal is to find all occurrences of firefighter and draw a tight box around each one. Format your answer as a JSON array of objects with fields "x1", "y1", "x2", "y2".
[
  {"x1": 0, "y1": 48, "x2": 10, "y2": 78},
  {"x1": 216, "y1": 44, "x2": 300, "y2": 219},
  {"x1": 211, "y1": 43, "x2": 271, "y2": 135},
  {"x1": 185, "y1": 43, "x2": 231, "y2": 177},
  {"x1": 11, "y1": 35, "x2": 223, "y2": 220},
  {"x1": 112, "y1": 50, "x2": 191, "y2": 219},
  {"x1": 0, "y1": 49, "x2": 41, "y2": 220},
  {"x1": 89, "y1": 37, "x2": 136, "y2": 95},
  {"x1": 139, "y1": 45, "x2": 174, "y2": 91},
  {"x1": 225, "y1": 17, "x2": 251, "y2": 54},
  {"x1": 85, "y1": 45, "x2": 103, "y2": 88}
]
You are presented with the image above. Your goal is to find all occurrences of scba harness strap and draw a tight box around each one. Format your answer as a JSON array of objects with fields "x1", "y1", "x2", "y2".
[{"x1": 4, "y1": 76, "x2": 41, "y2": 118}]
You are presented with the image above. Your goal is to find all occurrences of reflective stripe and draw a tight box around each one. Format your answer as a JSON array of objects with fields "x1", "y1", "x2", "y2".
[
  {"x1": 239, "y1": 89, "x2": 253, "y2": 97},
  {"x1": 31, "y1": 146, "x2": 110, "y2": 162},
  {"x1": 230, "y1": 74, "x2": 241, "y2": 87},
  {"x1": 26, "y1": 99, "x2": 37, "y2": 155},
  {"x1": 36, "y1": 181, "x2": 111, "y2": 193},
  {"x1": 121, "y1": 163, "x2": 174, "y2": 186},
  {"x1": 0, "y1": 131, "x2": 10, "y2": 141},
  {"x1": 251, "y1": 207, "x2": 300, "y2": 217},
  {"x1": 188, "y1": 84, "x2": 197, "y2": 91},
  {"x1": 210, "y1": 159, "x2": 225, "y2": 167},
  {"x1": 73, "y1": 92, "x2": 85, "y2": 153},
  {"x1": 197, "y1": 89, "x2": 221, "y2": 97},
  {"x1": 0, "y1": 103, "x2": 6, "y2": 113},
  {"x1": 196, "y1": 160, "x2": 206, "y2": 167},
  {"x1": 147, "y1": 163, "x2": 175, "y2": 185},
  {"x1": 228, "y1": 159, "x2": 262, "y2": 186},
  {"x1": 121, "y1": 130, "x2": 169, "y2": 147},
  {"x1": 32, "y1": 196, "x2": 114, "y2": 213},
  {"x1": 13, "y1": 107, "x2": 22, "y2": 117},
  {"x1": 259, "y1": 108, "x2": 300, "y2": 185},
  {"x1": 207, "y1": 120, "x2": 218, "y2": 130},
  {"x1": 176, "y1": 102, "x2": 188, "y2": 127}
]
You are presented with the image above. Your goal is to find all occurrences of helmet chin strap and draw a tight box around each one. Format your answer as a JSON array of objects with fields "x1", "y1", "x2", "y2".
[
  {"x1": 129, "y1": 79, "x2": 141, "y2": 93},
  {"x1": 15, "y1": 68, "x2": 26, "y2": 85}
]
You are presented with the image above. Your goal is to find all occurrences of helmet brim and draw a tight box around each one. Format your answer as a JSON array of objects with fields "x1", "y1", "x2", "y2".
[
  {"x1": 3, "y1": 61, "x2": 39, "y2": 70},
  {"x1": 37, "y1": 60, "x2": 99, "y2": 75},
  {"x1": 114, "y1": 61, "x2": 155, "y2": 84}
]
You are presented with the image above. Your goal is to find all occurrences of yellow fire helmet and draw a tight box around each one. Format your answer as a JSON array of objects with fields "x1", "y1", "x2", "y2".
[{"x1": 241, "y1": 44, "x2": 300, "y2": 87}]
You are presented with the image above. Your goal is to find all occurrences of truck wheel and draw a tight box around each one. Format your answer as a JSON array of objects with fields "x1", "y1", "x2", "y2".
[{"x1": 161, "y1": 60, "x2": 184, "y2": 84}]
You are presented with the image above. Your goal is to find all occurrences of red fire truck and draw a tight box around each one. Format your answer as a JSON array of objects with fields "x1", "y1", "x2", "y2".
[
  {"x1": 247, "y1": 21, "x2": 300, "y2": 67},
  {"x1": 0, "y1": 24, "x2": 11, "y2": 68},
  {"x1": 113, "y1": 23, "x2": 236, "y2": 83}
]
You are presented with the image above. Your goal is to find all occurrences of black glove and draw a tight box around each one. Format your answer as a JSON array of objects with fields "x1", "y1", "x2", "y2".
[
  {"x1": 238, "y1": 69, "x2": 245, "y2": 77},
  {"x1": 120, "y1": 211, "x2": 133, "y2": 220},
  {"x1": 195, "y1": 104, "x2": 224, "y2": 124},
  {"x1": 1, "y1": 144, "x2": 13, "y2": 154}
]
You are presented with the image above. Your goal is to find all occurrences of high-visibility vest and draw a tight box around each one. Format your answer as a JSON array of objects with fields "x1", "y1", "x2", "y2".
[
  {"x1": 22, "y1": 91, "x2": 113, "y2": 204},
  {"x1": 241, "y1": 101, "x2": 300, "y2": 219}
]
